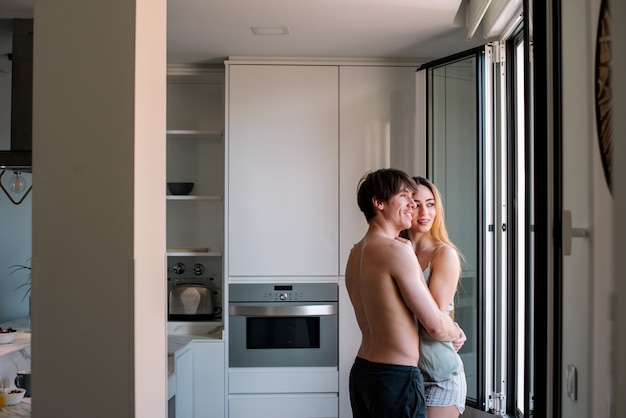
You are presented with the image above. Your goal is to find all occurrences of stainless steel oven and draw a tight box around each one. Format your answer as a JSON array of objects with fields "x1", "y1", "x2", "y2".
[{"x1": 228, "y1": 283, "x2": 338, "y2": 368}]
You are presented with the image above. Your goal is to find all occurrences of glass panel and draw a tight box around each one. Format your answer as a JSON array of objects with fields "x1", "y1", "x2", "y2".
[
  {"x1": 524, "y1": 6, "x2": 536, "y2": 413},
  {"x1": 514, "y1": 37, "x2": 527, "y2": 416},
  {"x1": 427, "y1": 55, "x2": 480, "y2": 403},
  {"x1": 247, "y1": 317, "x2": 321, "y2": 349}
]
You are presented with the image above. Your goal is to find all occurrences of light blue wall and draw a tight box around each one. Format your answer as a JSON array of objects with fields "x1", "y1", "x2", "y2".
[
  {"x1": 0, "y1": 32, "x2": 31, "y2": 323},
  {"x1": 0, "y1": 19, "x2": 33, "y2": 324},
  {"x1": 0, "y1": 175, "x2": 31, "y2": 323}
]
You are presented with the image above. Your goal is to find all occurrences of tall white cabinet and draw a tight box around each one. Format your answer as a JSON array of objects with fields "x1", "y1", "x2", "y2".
[
  {"x1": 337, "y1": 65, "x2": 418, "y2": 418},
  {"x1": 338, "y1": 65, "x2": 418, "y2": 275},
  {"x1": 226, "y1": 62, "x2": 418, "y2": 280},
  {"x1": 227, "y1": 64, "x2": 339, "y2": 278},
  {"x1": 226, "y1": 60, "x2": 418, "y2": 418}
]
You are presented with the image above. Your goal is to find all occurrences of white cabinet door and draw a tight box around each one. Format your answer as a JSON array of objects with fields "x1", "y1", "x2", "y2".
[
  {"x1": 339, "y1": 66, "x2": 417, "y2": 274},
  {"x1": 337, "y1": 66, "x2": 416, "y2": 417},
  {"x1": 175, "y1": 345, "x2": 194, "y2": 418},
  {"x1": 228, "y1": 64, "x2": 339, "y2": 277},
  {"x1": 338, "y1": 281, "x2": 361, "y2": 418},
  {"x1": 193, "y1": 340, "x2": 225, "y2": 418}
]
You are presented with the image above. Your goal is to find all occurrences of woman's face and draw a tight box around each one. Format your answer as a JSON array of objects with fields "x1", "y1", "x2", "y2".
[{"x1": 410, "y1": 185, "x2": 436, "y2": 233}]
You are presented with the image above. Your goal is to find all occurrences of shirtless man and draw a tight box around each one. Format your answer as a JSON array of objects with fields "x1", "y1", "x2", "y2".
[{"x1": 345, "y1": 168, "x2": 462, "y2": 418}]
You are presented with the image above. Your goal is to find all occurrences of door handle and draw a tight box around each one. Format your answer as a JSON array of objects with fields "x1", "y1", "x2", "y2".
[
  {"x1": 563, "y1": 210, "x2": 589, "y2": 256},
  {"x1": 228, "y1": 304, "x2": 338, "y2": 317}
]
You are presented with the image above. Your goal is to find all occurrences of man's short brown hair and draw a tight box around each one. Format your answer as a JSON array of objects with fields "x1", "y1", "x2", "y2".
[{"x1": 356, "y1": 168, "x2": 417, "y2": 223}]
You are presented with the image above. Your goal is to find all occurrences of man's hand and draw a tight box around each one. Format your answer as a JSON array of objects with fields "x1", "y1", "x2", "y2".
[
  {"x1": 452, "y1": 322, "x2": 466, "y2": 352},
  {"x1": 394, "y1": 236, "x2": 411, "y2": 244}
]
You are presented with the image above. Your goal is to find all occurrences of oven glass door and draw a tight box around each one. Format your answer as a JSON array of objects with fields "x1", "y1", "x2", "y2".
[{"x1": 229, "y1": 302, "x2": 338, "y2": 367}]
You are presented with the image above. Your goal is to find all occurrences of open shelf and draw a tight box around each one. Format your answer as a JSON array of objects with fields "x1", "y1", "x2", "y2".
[
  {"x1": 166, "y1": 195, "x2": 223, "y2": 201},
  {"x1": 166, "y1": 250, "x2": 223, "y2": 257},
  {"x1": 167, "y1": 130, "x2": 223, "y2": 140}
]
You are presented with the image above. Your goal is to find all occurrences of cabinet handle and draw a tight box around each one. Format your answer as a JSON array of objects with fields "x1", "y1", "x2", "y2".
[{"x1": 228, "y1": 304, "x2": 337, "y2": 317}]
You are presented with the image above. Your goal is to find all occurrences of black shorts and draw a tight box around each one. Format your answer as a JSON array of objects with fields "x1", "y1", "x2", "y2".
[{"x1": 349, "y1": 357, "x2": 427, "y2": 418}]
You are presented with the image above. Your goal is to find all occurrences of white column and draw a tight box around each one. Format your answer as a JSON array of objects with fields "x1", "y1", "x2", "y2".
[{"x1": 31, "y1": 1, "x2": 167, "y2": 417}]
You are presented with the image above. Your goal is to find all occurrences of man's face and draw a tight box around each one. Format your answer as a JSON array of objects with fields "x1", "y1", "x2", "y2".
[{"x1": 384, "y1": 184, "x2": 416, "y2": 230}]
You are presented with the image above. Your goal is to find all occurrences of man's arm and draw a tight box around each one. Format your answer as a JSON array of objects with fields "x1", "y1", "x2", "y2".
[{"x1": 391, "y1": 239, "x2": 459, "y2": 341}]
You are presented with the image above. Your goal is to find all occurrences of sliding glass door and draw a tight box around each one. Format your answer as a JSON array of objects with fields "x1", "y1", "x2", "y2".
[
  {"x1": 420, "y1": 34, "x2": 533, "y2": 416},
  {"x1": 423, "y1": 49, "x2": 484, "y2": 408}
]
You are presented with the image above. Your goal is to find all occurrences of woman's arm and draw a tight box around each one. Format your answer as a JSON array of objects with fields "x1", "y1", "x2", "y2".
[
  {"x1": 428, "y1": 244, "x2": 466, "y2": 349},
  {"x1": 427, "y1": 245, "x2": 461, "y2": 311}
]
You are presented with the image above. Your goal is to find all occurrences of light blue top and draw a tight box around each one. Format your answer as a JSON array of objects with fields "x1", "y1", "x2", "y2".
[{"x1": 418, "y1": 247, "x2": 463, "y2": 382}]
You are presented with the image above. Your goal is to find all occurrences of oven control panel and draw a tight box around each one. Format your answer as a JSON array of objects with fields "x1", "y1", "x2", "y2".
[
  {"x1": 263, "y1": 291, "x2": 304, "y2": 301},
  {"x1": 229, "y1": 283, "x2": 338, "y2": 303}
]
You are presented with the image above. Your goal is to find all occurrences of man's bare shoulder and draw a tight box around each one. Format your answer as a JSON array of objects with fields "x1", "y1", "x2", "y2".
[
  {"x1": 370, "y1": 235, "x2": 415, "y2": 263},
  {"x1": 362, "y1": 234, "x2": 410, "y2": 252}
]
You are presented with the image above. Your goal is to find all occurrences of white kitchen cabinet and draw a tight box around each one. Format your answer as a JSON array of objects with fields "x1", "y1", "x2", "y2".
[
  {"x1": 167, "y1": 66, "x2": 224, "y2": 257},
  {"x1": 193, "y1": 340, "x2": 225, "y2": 418},
  {"x1": 175, "y1": 345, "x2": 194, "y2": 418},
  {"x1": 338, "y1": 281, "x2": 361, "y2": 418},
  {"x1": 229, "y1": 368, "x2": 339, "y2": 418},
  {"x1": 338, "y1": 65, "x2": 417, "y2": 275},
  {"x1": 227, "y1": 64, "x2": 339, "y2": 278},
  {"x1": 336, "y1": 65, "x2": 417, "y2": 417},
  {"x1": 226, "y1": 63, "x2": 417, "y2": 279},
  {"x1": 229, "y1": 395, "x2": 338, "y2": 418}
]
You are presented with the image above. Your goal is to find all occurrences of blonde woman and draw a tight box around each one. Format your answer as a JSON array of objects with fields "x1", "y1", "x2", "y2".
[{"x1": 404, "y1": 176, "x2": 467, "y2": 417}]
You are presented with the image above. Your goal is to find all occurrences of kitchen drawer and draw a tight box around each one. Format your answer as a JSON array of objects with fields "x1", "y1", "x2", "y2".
[
  {"x1": 228, "y1": 368, "x2": 338, "y2": 393},
  {"x1": 229, "y1": 394, "x2": 338, "y2": 418}
]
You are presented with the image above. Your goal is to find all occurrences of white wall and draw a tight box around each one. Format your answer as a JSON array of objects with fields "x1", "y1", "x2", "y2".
[
  {"x1": 561, "y1": 0, "x2": 613, "y2": 416},
  {"x1": 589, "y1": 1, "x2": 612, "y2": 416}
]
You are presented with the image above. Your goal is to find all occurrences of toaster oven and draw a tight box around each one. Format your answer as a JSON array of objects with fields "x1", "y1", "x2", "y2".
[{"x1": 168, "y1": 277, "x2": 222, "y2": 321}]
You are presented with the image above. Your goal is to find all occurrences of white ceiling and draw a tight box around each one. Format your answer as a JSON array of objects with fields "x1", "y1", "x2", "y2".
[{"x1": 1, "y1": 0, "x2": 490, "y2": 66}]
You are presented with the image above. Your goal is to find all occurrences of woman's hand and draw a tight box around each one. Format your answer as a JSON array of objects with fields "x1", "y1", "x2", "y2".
[{"x1": 452, "y1": 322, "x2": 467, "y2": 352}]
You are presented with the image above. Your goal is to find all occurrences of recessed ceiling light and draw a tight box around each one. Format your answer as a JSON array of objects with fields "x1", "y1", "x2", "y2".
[{"x1": 251, "y1": 26, "x2": 291, "y2": 36}]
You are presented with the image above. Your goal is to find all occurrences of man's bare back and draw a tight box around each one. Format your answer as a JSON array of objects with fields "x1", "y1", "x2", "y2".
[{"x1": 345, "y1": 233, "x2": 422, "y2": 366}]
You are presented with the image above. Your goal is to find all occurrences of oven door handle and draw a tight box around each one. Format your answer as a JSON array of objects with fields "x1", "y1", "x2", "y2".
[{"x1": 228, "y1": 304, "x2": 337, "y2": 316}]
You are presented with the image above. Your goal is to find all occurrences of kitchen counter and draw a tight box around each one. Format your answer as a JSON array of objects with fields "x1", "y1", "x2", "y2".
[
  {"x1": 167, "y1": 322, "x2": 223, "y2": 401},
  {"x1": 0, "y1": 319, "x2": 30, "y2": 359},
  {"x1": 167, "y1": 324, "x2": 223, "y2": 371},
  {"x1": 0, "y1": 397, "x2": 30, "y2": 417},
  {"x1": 0, "y1": 319, "x2": 31, "y2": 418},
  {"x1": 0, "y1": 321, "x2": 224, "y2": 416},
  {"x1": 0, "y1": 333, "x2": 30, "y2": 359}
]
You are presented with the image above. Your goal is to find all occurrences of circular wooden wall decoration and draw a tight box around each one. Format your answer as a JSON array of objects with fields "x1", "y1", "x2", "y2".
[{"x1": 595, "y1": 0, "x2": 612, "y2": 193}]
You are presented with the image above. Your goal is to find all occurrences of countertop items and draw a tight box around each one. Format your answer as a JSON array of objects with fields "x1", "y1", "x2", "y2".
[
  {"x1": 0, "y1": 320, "x2": 30, "y2": 359},
  {"x1": 0, "y1": 397, "x2": 30, "y2": 417},
  {"x1": 0, "y1": 332, "x2": 16, "y2": 345},
  {"x1": 0, "y1": 319, "x2": 223, "y2": 417},
  {"x1": 0, "y1": 332, "x2": 30, "y2": 359}
]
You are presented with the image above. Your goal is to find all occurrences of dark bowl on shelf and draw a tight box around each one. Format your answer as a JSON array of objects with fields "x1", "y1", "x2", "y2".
[{"x1": 167, "y1": 182, "x2": 194, "y2": 195}]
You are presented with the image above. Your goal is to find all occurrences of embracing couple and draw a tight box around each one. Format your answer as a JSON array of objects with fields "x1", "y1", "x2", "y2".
[{"x1": 346, "y1": 168, "x2": 467, "y2": 418}]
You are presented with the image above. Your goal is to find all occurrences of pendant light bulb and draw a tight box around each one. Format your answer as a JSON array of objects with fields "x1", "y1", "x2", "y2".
[{"x1": 9, "y1": 171, "x2": 28, "y2": 194}]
